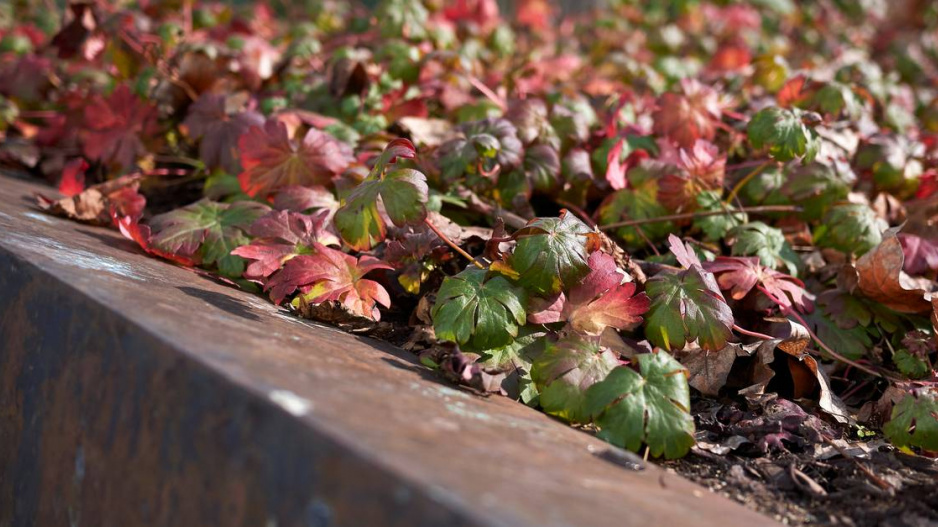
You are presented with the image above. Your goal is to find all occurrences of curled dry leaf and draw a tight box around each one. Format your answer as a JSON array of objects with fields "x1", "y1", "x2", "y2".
[
  {"x1": 846, "y1": 227, "x2": 934, "y2": 314},
  {"x1": 36, "y1": 173, "x2": 145, "y2": 225}
]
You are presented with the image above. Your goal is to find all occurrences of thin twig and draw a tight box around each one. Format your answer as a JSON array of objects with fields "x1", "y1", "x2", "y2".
[
  {"x1": 821, "y1": 437, "x2": 893, "y2": 491},
  {"x1": 599, "y1": 205, "x2": 801, "y2": 231},
  {"x1": 119, "y1": 29, "x2": 199, "y2": 101},
  {"x1": 725, "y1": 160, "x2": 772, "y2": 204},
  {"x1": 425, "y1": 218, "x2": 485, "y2": 269}
]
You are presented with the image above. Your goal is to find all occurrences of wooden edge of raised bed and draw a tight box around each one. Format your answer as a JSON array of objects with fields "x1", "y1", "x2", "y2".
[{"x1": 0, "y1": 173, "x2": 780, "y2": 527}]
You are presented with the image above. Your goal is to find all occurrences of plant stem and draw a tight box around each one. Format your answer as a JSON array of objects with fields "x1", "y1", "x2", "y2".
[
  {"x1": 466, "y1": 75, "x2": 506, "y2": 112},
  {"x1": 725, "y1": 160, "x2": 772, "y2": 203},
  {"x1": 425, "y1": 218, "x2": 485, "y2": 269},
  {"x1": 757, "y1": 287, "x2": 887, "y2": 379},
  {"x1": 598, "y1": 205, "x2": 801, "y2": 231},
  {"x1": 456, "y1": 189, "x2": 529, "y2": 230},
  {"x1": 733, "y1": 324, "x2": 775, "y2": 340}
]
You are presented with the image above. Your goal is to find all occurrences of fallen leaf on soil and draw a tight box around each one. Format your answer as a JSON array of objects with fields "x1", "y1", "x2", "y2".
[{"x1": 846, "y1": 227, "x2": 934, "y2": 314}]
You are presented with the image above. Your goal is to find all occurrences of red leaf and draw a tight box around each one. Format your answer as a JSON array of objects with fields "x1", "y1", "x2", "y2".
[
  {"x1": 231, "y1": 209, "x2": 339, "y2": 280},
  {"x1": 528, "y1": 252, "x2": 650, "y2": 335},
  {"x1": 263, "y1": 243, "x2": 392, "y2": 320},
  {"x1": 708, "y1": 41, "x2": 751, "y2": 73},
  {"x1": 113, "y1": 212, "x2": 198, "y2": 267},
  {"x1": 777, "y1": 76, "x2": 808, "y2": 108},
  {"x1": 515, "y1": 0, "x2": 553, "y2": 31},
  {"x1": 272, "y1": 185, "x2": 339, "y2": 213},
  {"x1": 57, "y1": 158, "x2": 88, "y2": 197},
  {"x1": 605, "y1": 138, "x2": 627, "y2": 190},
  {"x1": 183, "y1": 93, "x2": 264, "y2": 173},
  {"x1": 899, "y1": 233, "x2": 938, "y2": 276},
  {"x1": 667, "y1": 234, "x2": 703, "y2": 269},
  {"x1": 442, "y1": 0, "x2": 501, "y2": 33},
  {"x1": 704, "y1": 256, "x2": 813, "y2": 313},
  {"x1": 652, "y1": 79, "x2": 727, "y2": 149},
  {"x1": 81, "y1": 84, "x2": 158, "y2": 169},
  {"x1": 238, "y1": 119, "x2": 354, "y2": 198},
  {"x1": 657, "y1": 139, "x2": 726, "y2": 212}
]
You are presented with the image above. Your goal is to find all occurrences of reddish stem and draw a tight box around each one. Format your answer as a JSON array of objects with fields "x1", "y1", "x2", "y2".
[
  {"x1": 756, "y1": 286, "x2": 885, "y2": 379},
  {"x1": 466, "y1": 75, "x2": 507, "y2": 112},
  {"x1": 425, "y1": 218, "x2": 485, "y2": 269},
  {"x1": 733, "y1": 324, "x2": 775, "y2": 340}
]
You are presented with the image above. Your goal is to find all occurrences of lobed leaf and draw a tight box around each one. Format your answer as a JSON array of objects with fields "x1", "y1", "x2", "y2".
[
  {"x1": 509, "y1": 211, "x2": 599, "y2": 296},
  {"x1": 531, "y1": 334, "x2": 619, "y2": 422},
  {"x1": 431, "y1": 267, "x2": 528, "y2": 351},
  {"x1": 150, "y1": 200, "x2": 269, "y2": 277},
  {"x1": 645, "y1": 265, "x2": 734, "y2": 351},
  {"x1": 747, "y1": 106, "x2": 820, "y2": 163},
  {"x1": 585, "y1": 351, "x2": 695, "y2": 459}
]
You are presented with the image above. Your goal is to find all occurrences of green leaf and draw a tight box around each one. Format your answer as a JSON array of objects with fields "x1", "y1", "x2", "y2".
[
  {"x1": 585, "y1": 351, "x2": 695, "y2": 459},
  {"x1": 150, "y1": 200, "x2": 269, "y2": 277},
  {"x1": 523, "y1": 143, "x2": 561, "y2": 193},
  {"x1": 737, "y1": 165, "x2": 790, "y2": 207},
  {"x1": 531, "y1": 334, "x2": 619, "y2": 422},
  {"x1": 460, "y1": 118, "x2": 523, "y2": 171},
  {"x1": 747, "y1": 106, "x2": 820, "y2": 162},
  {"x1": 728, "y1": 221, "x2": 800, "y2": 275},
  {"x1": 814, "y1": 202, "x2": 886, "y2": 255},
  {"x1": 801, "y1": 309, "x2": 873, "y2": 361},
  {"x1": 645, "y1": 266, "x2": 734, "y2": 351},
  {"x1": 781, "y1": 162, "x2": 852, "y2": 220},
  {"x1": 597, "y1": 165, "x2": 673, "y2": 250},
  {"x1": 431, "y1": 267, "x2": 527, "y2": 352},
  {"x1": 375, "y1": 0, "x2": 428, "y2": 41},
  {"x1": 480, "y1": 325, "x2": 547, "y2": 371},
  {"x1": 693, "y1": 190, "x2": 746, "y2": 241},
  {"x1": 811, "y1": 81, "x2": 862, "y2": 119},
  {"x1": 853, "y1": 133, "x2": 923, "y2": 197},
  {"x1": 884, "y1": 391, "x2": 938, "y2": 451},
  {"x1": 481, "y1": 326, "x2": 549, "y2": 406},
  {"x1": 334, "y1": 140, "x2": 428, "y2": 251},
  {"x1": 550, "y1": 94, "x2": 597, "y2": 147},
  {"x1": 436, "y1": 133, "x2": 499, "y2": 181},
  {"x1": 893, "y1": 349, "x2": 930, "y2": 379},
  {"x1": 509, "y1": 212, "x2": 597, "y2": 296}
]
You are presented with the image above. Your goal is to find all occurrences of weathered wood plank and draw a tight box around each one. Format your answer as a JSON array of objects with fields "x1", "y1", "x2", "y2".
[{"x1": 0, "y1": 173, "x2": 779, "y2": 527}]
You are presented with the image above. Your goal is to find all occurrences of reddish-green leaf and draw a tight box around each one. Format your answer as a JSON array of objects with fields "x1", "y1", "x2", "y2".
[
  {"x1": 149, "y1": 200, "x2": 269, "y2": 277},
  {"x1": 265, "y1": 243, "x2": 392, "y2": 320},
  {"x1": 334, "y1": 139, "x2": 428, "y2": 250},
  {"x1": 238, "y1": 119, "x2": 354, "y2": 198},
  {"x1": 645, "y1": 265, "x2": 734, "y2": 351},
  {"x1": 528, "y1": 252, "x2": 650, "y2": 336},
  {"x1": 231, "y1": 209, "x2": 339, "y2": 280}
]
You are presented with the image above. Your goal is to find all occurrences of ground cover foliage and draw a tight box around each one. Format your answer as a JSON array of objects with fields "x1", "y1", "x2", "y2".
[{"x1": 3, "y1": 1, "x2": 938, "y2": 522}]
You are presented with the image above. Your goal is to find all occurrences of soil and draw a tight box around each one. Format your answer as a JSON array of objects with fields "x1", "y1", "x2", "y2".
[{"x1": 661, "y1": 397, "x2": 938, "y2": 526}]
